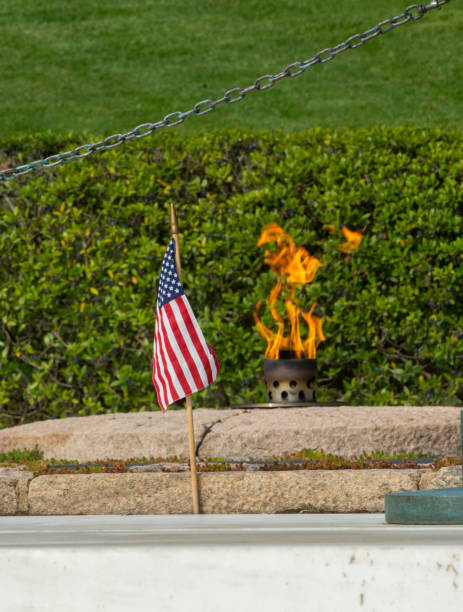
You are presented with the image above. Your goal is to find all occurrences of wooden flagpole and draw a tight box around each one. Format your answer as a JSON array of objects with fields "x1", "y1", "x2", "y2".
[{"x1": 169, "y1": 202, "x2": 200, "y2": 515}]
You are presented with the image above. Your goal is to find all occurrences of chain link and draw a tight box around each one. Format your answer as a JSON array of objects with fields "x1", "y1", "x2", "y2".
[{"x1": 0, "y1": 0, "x2": 451, "y2": 183}]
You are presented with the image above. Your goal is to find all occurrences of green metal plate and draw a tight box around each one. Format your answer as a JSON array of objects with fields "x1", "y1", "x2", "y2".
[{"x1": 385, "y1": 487, "x2": 463, "y2": 524}]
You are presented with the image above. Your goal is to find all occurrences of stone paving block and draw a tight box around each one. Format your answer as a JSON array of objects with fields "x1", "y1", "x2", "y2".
[
  {"x1": 28, "y1": 469, "x2": 421, "y2": 515},
  {"x1": 199, "y1": 470, "x2": 421, "y2": 514},
  {"x1": 28, "y1": 473, "x2": 193, "y2": 515},
  {"x1": 419, "y1": 466, "x2": 463, "y2": 491},
  {"x1": 0, "y1": 467, "x2": 34, "y2": 482},
  {"x1": 0, "y1": 481, "x2": 17, "y2": 515},
  {"x1": 0, "y1": 406, "x2": 460, "y2": 462},
  {"x1": 0, "y1": 468, "x2": 34, "y2": 515}
]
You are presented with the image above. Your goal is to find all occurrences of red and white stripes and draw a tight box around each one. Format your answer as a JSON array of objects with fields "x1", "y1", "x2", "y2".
[{"x1": 152, "y1": 294, "x2": 219, "y2": 411}]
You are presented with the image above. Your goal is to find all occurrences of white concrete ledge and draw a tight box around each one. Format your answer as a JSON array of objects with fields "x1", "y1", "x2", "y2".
[
  {"x1": 1, "y1": 515, "x2": 462, "y2": 612},
  {"x1": 1, "y1": 513, "x2": 463, "y2": 547}
]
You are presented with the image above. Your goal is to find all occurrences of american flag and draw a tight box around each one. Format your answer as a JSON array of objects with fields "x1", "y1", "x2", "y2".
[{"x1": 152, "y1": 238, "x2": 220, "y2": 411}]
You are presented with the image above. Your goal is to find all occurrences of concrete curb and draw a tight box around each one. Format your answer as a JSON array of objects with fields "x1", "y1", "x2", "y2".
[
  {"x1": 2, "y1": 515, "x2": 463, "y2": 612},
  {"x1": 1, "y1": 467, "x2": 461, "y2": 516}
]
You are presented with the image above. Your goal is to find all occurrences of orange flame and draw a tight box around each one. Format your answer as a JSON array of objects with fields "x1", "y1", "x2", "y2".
[
  {"x1": 338, "y1": 226, "x2": 362, "y2": 253},
  {"x1": 301, "y1": 304, "x2": 326, "y2": 359},
  {"x1": 254, "y1": 223, "x2": 325, "y2": 360},
  {"x1": 254, "y1": 222, "x2": 361, "y2": 360}
]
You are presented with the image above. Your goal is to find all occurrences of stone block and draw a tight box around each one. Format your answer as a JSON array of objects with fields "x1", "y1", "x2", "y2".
[
  {"x1": 0, "y1": 481, "x2": 17, "y2": 515},
  {"x1": 0, "y1": 468, "x2": 34, "y2": 515},
  {"x1": 419, "y1": 466, "x2": 463, "y2": 491},
  {"x1": 28, "y1": 469, "x2": 420, "y2": 515},
  {"x1": 199, "y1": 470, "x2": 420, "y2": 514},
  {"x1": 0, "y1": 406, "x2": 460, "y2": 462}
]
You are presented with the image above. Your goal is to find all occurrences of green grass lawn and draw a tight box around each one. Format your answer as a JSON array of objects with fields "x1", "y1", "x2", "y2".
[{"x1": 1, "y1": 0, "x2": 462, "y2": 139}]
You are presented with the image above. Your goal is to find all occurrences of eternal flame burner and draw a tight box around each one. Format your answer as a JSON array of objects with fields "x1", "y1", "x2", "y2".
[
  {"x1": 264, "y1": 358, "x2": 317, "y2": 403},
  {"x1": 231, "y1": 223, "x2": 361, "y2": 409}
]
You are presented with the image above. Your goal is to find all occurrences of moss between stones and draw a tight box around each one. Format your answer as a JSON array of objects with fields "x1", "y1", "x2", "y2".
[{"x1": 0, "y1": 447, "x2": 460, "y2": 476}]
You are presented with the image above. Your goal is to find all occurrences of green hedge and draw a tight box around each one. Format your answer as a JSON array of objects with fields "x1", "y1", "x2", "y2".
[{"x1": 1, "y1": 127, "x2": 462, "y2": 426}]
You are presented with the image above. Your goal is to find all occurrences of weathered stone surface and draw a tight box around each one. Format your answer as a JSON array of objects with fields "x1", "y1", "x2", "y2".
[
  {"x1": 0, "y1": 467, "x2": 34, "y2": 482},
  {"x1": 0, "y1": 406, "x2": 461, "y2": 462},
  {"x1": 0, "y1": 410, "x2": 227, "y2": 462},
  {"x1": 0, "y1": 480, "x2": 17, "y2": 515},
  {"x1": 28, "y1": 473, "x2": 191, "y2": 515},
  {"x1": 419, "y1": 466, "x2": 463, "y2": 491},
  {"x1": 127, "y1": 462, "x2": 190, "y2": 473},
  {"x1": 0, "y1": 468, "x2": 34, "y2": 515},
  {"x1": 15, "y1": 478, "x2": 31, "y2": 514},
  {"x1": 28, "y1": 469, "x2": 420, "y2": 515},
  {"x1": 200, "y1": 406, "x2": 463, "y2": 460},
  {"x1": 200, "y1": 470, "x2": 421, "y2": 514}
]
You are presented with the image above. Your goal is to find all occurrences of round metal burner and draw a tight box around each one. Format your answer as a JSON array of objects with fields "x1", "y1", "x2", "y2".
[{"x1": 264, "y1": 358, "x2": 317, "y2": 403}]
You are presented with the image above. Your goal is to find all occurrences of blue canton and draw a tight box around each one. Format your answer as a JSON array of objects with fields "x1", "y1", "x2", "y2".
[{"x1": 157, "y1": 238, "x2": 184, "y2": 309}]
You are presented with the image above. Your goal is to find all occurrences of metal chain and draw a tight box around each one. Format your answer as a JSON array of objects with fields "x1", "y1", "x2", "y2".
[{"x1": 0, "y1": 0, "x2": 451, "y2": 183}]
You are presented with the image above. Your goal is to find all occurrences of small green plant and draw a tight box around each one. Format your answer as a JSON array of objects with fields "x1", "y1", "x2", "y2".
[
  {"x1": 365, "y1": 450, "x2": 428, "y2": 460},
  {"x1": 282, "y1": 448, "x2": 430, "y2": 462},
  {"x1": 0, "y1": 445, "x2": 44, "y2": 462}
]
